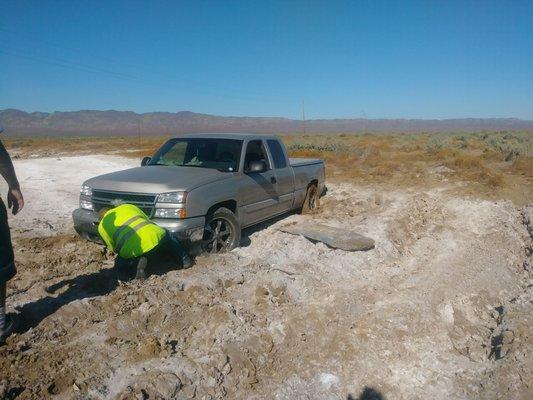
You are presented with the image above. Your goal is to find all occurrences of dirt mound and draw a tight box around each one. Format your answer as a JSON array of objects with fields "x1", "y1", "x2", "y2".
[{"x1": 1, "y1": 184, "x2": 531, "y2": 399}]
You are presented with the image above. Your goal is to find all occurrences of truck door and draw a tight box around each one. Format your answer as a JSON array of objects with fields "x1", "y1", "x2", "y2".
[
  {"x1": 266, "y1": 139, "x2": 295, "y2": 213},
  {"x1": 240, "y1": 140, "x2": 279, "y2": 226}
]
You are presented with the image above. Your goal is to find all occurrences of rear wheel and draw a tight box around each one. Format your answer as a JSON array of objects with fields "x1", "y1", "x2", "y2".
[
  {"x1": 300, "y1": 183, "x2": 320, "y2": 214},
  {"x1": 202, "y1": 207, "x2": 241, "y2": 254}
]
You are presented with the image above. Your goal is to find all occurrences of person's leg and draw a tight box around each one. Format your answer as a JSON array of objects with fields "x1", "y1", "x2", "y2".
[
  {"x1": 114, "y1": 255, "x2": 128, "y2": 270},
  {"x1": 114, "y1": 256, "x2": 135, "y2": 281},
  {"x1": 0, "y1": 278, "x2": 18, "y2": 342},
  {"x1": 164, "y1": 233, "x2": 192, "y2": 269},
  {"x1": 0, "y1": 198, "x2": 16, "y2": 284},
  {"x1": 135, "y1": 256, "x2": 148, "y2": 280},
  {"x1": 0, "y1": 198, "x2": 17, "y2": 341},
  {"x1": 0, "y1": 282, "x2": 5, "y2": 330}
]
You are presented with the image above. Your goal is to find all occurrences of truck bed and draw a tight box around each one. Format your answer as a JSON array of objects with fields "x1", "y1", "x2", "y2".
[
  {"x1": 289, "y1": 157, "x2": 323, "y2": 167},
  {"x1": 288, "y1": 157, "x2": 326, "y2": 207}
]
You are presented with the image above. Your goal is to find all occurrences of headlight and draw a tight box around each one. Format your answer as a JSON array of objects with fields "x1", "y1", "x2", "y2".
[
  {"x1": 80, "y1": 198, "x2": 93, "y2": 210},
  {"x1": 157, "y1": 191, "x2": 187, "y2": 203},
  {"x1": 80, "y1": 185, "x2": 92, "y2": 196},
  {"x1": 154, "y1": 208, "x2": 186, "y2": 219}
]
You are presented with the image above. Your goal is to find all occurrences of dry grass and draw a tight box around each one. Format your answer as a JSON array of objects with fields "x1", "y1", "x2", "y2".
[
  {"x1": 4, "y1": 131, "x2": 532, "y2": 204},
  {"x1": 282, "y1": 131, "x2": 532, "y2": 204},
  {"x1": 508, "y1": 157, "x2": 533, "y2": 177},
  {"x1": 444, "y1": 154, "x2": 504, "y2": 187}
]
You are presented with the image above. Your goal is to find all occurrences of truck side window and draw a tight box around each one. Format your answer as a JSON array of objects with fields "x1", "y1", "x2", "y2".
[
  {"x1": 267, "y1": 139, "x2": 287, "y2": 169},
  {"x1": 244, "y1": 140, "x2": 270, "y2": 172}
]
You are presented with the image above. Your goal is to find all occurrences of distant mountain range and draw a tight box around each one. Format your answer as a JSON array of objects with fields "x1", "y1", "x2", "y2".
[{"x1": 1, "y1": 109, "x2": 532, "y2": 136}]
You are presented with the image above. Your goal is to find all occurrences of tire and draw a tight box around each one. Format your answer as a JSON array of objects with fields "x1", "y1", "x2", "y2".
[
  {"x1": 202, "y1": 207, "x2": 241, "y2": 254},
  {"x1": 300, "y1": 183, "x2": 320, "y2": 214}
]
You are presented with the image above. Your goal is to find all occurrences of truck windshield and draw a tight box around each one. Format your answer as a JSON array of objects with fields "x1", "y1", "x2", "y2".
[{"x1": 149, "y1": 138, "x2": 243, "y2": 172}]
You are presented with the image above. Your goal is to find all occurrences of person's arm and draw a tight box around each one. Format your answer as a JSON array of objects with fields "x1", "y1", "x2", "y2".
[
  {"x1": 0, "y1": 140, "x2": 19, "y2": 190},
  {"x1": 0, "y1": 140, "x2": 24, "y2": 215}
]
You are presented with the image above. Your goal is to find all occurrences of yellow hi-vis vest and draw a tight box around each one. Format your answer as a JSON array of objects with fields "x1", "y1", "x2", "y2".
[{"x1": 98, "y1": 204, "x2": 166, "y2": 259}]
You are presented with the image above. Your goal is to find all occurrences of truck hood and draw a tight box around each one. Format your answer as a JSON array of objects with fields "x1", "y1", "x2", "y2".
[{"x1": 85, "y1": 166, "x2": 234, "y2": 194}]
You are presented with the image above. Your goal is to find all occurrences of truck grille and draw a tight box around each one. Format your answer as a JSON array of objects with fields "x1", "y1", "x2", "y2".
[{"x1": 91, "y1": 190, "x2": 157, "y2": 217}]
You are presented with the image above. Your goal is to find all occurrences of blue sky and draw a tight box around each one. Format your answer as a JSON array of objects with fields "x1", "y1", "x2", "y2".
[{"x1": 1, "y1": 0, "x2": 532, "y2": 119}]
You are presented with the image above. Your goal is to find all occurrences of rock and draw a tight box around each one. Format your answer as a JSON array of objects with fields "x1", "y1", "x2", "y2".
[
  {"x1": 279, "y1": 222, "x2": 375, "y2": 251},
  {"x1": 181, "y1": 384, "x2": 196, "y2": 399},
  {"x1": 118, "y1": 371, "x2": 181, "y2": 399}
]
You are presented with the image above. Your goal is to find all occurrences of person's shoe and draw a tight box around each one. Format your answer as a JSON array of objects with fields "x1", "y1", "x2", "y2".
[
  {"x1": 135, "y1": 256, "x2": 148, "y2": 280},
  {"x1": 181, "y1": 254, "x2": 193, "y2": 269},
  {"x1": 0, "y1": 314, "x2": 19, "y2": 344}
]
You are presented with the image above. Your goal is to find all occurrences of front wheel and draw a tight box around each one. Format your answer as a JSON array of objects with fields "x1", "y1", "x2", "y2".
[{"x1": 201, "y1": 207, "x2": 241, "y2": 254}]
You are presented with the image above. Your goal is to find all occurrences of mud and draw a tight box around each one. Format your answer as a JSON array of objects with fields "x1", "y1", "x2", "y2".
[{"x1": 0, "y1": 177, "x2": 532, "y2": 399}]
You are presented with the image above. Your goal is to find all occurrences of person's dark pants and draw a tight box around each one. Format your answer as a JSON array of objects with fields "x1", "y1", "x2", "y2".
[
  {"x1": 114, "y1": 232, "x2": 189, "y2": 277},
  {"x1": 0, "y1": 199, "x2": 16, "y2": 284},
  {"x1": 0, "y1": 198, "x2": 16, "y2": 330},
  {"x1": 0, "y1": 283, "x2": 5, "y2": 324}
]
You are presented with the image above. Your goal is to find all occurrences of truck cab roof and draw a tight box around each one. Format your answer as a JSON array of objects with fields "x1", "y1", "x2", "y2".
[{"x1": 173, "y1": 133, "x2": 280, "y2": 141}]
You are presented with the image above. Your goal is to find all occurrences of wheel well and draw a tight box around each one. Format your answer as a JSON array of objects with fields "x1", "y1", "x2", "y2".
[{"x1": 206, "y1": 200, "x2": 237, "y2": 216}]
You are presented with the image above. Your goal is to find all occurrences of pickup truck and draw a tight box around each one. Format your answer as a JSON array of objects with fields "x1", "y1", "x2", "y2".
[{"x1": 73, "y1": 133, "x2": 325, "y2": 253}]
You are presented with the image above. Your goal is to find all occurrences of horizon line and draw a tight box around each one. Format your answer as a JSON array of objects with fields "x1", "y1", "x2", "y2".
[{"x1": 1, "y1": 108, "x2": 532, "y2": 123}]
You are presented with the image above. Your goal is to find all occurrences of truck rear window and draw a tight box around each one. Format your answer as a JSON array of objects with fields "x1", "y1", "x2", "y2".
[{"x1": 149, "y1": 138, "x2": 243, "y2": 172}]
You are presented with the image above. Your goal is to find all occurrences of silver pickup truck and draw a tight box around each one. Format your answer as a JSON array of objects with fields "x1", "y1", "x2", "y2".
[{"x1": 73, "y1": 133, "x2": 325, "y2": 253}]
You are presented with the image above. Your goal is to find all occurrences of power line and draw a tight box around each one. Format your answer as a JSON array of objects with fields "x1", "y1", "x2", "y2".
[
  {"x1": 1, "y1": 46, "x2": 281, "y2": 104},
  {"x1": 0, "y1": 48, "x2": 147, "y2": 83},
  {"x1": 0, "y1": 27, "x2": 281, "y2": 103}
]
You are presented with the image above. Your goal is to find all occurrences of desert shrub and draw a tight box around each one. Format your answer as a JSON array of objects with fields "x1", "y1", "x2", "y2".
[
  {"x1": 288, "y1": 141, "x2": 348, "y2": 153},
  {"x1": 446, "y1": 154, "x2": 503, "y2": 187},
  {"x1": 456, "y1": 135, "x2": 469, "y2": 149},
  {"x1": 289, "y1": 149, "x2": 324, "y2": 159},
  {"x1": 483, "y1": 132, "x2": 532, "y2": 159},
  {"x1": 426, "y1": 135, "x2": 446, "y2": 152}
]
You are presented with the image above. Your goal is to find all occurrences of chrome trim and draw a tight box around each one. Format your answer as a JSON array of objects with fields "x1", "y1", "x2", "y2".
[{"x1": 90, "y1": 189, "x2": 158, "y2": 217}]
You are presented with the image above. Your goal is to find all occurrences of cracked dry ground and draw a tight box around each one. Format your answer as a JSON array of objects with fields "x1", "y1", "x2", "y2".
[{"x1": 0, "y1": 183, "x2": 532, "y2": 400}]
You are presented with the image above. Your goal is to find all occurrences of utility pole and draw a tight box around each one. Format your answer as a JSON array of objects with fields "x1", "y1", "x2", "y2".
[
  {"x1": 138, "y1": 117, "x2": 142, "y2": 162},
  {"x1": 302, "y1": 99, "x2": 306, "y2": 134}
]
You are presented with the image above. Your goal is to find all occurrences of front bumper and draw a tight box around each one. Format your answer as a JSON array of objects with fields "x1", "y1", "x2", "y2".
[{"x1": 72, "y1": 208, "x2": 206, "y2": 245}]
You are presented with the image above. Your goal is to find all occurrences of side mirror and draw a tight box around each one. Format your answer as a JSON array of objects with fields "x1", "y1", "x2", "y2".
[
  {"x1": 248, "y1": 160, "x2": 267, "y2": 173},
  {"x1": 141, "y1": 156, "x2": 151, "y2": 166}
]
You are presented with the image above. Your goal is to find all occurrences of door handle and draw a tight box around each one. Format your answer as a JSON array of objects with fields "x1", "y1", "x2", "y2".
[{"x1": 270, "y1": 177, "x2": 277, "y2": 184}]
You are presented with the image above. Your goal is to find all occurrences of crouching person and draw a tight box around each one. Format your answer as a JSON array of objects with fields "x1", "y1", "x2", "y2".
[{"x1": 98, "y1": 204, "x2": 192, "y2": 280}]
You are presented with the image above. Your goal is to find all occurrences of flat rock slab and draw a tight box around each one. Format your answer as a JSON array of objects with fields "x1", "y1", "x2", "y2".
[{"x1": 280, "y1": 222, "x2": 375, "y2": 251}]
